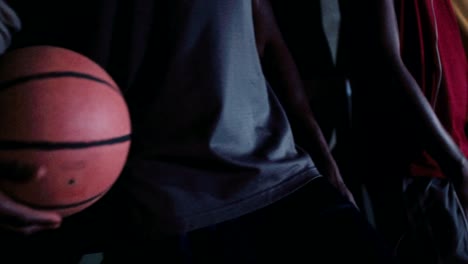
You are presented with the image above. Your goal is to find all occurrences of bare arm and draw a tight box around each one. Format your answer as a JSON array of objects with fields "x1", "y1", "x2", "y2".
[
  {"x1": 252, "y1": 0, "x2": 356, "y2": 205},
  {"x1": 340, "y1": 0, "x2": 468, "y2": 191}
]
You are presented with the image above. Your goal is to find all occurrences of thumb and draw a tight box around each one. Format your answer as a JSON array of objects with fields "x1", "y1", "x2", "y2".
[{"x1": 0, "y1": 162, "x2": 47, "y2": 183}]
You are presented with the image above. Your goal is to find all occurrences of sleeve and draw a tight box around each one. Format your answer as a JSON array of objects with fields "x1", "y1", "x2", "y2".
[{"x1": 0, "y1": 0, "x2": 21, "y2": 54}]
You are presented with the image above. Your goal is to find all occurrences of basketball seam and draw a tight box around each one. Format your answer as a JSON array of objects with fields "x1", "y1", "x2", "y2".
[
  {"x1": 0, "y1": 71, "x2": 120, "y2": 93},
  {"x1": 0, "y1": 134, "x2": 131, "y2": 150},
  {"x1": 8, "y1": 188, "x2": 109, "y2": 210}
]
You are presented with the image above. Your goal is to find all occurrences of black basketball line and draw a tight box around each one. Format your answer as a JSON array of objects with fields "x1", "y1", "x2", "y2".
[
  {"x1": 11, "y1": 187, "x2": 109, "y2": 210},
  {"x1": 0, "y1": 134, "x2": 131, "y2": 150},
  {"x1": 0, "y1": 71, "x2": 118, "y2": 92}
]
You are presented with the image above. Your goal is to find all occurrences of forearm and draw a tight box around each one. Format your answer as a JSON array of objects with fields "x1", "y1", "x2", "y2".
[
  {"x1": 391, "y1": 61, "x2": 467, "y2": 181},
  {"x1": 254, "y1": 0, "x2": 345, "y2": 183},
  {"x1": 381, "y1": 0, "x2": 467, "y2": 181},
  {"x1": 344, "y1": 0, "x2": 467, "y2": 182},
  {"x1": 350, "y1": 55, "x2": 466, "y2": 181}
]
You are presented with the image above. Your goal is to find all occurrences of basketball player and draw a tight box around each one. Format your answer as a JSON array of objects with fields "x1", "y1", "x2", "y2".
[
  {"x1": 338, "y1": 0, "x2": 468, "y2": 262},
  {"x1": 0, "y1": 0, "x2": 396, "y2": 263}
]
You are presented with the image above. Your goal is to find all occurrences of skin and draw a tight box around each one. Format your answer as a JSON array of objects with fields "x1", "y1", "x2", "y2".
[
  {"x1": 253, "y1": 0, "x2": 356, "y2": 206},
  {"x1": 0, "y1": 0, "x2": 358, "y2": 236},
  {"x1": 0, "y1": 165, "x2": 61, "y2": 235},
  {"x1": 340, "y1": 0, "x2": 468, "y2": 214}
]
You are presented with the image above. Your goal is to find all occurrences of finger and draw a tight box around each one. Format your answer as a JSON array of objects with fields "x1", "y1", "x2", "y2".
[
  {"x1": 350, "y1": 198, "x2": 360, "y2": 210},
  {"x1": 34, "y1": 166, "x2": 47, "y2": 180},
  {"x1": 0, "y1": 222, "x2": 60, "y2": 236},
  {"x1": 347, "y1": 192, "x2": 359, "y2": 208},
  {"x1": 0, "y1": 162, "x2": 45, "y2": 182},
  {"x1": 0, "y1": 191, "x2": 62, "y2": 226}
]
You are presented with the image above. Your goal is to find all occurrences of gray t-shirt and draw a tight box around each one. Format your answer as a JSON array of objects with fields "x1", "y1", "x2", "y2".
[{"x1": 124, "y1": 0, "x2": 322, "y2": 233}]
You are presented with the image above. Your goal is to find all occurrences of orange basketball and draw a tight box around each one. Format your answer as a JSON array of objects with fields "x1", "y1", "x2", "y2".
[{"x1": 0, "y1": 46, "x2": 131, "y2": 217}]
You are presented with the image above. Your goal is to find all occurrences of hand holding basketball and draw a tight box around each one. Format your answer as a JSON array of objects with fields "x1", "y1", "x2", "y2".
[
  {"x1": 0, "y1": 163, "x2": 61, "y2": 235},
  {"x1": 0, "y1": 45, "x2": 131, "y2": 218}
]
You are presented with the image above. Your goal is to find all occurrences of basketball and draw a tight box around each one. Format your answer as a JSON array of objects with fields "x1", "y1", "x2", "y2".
[{"x1": 0, "y1": 46, "x2": 131, "y2": 217}]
